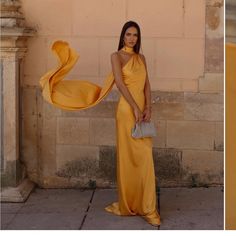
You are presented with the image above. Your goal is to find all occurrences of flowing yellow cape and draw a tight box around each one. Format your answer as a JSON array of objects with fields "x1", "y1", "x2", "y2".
[{"x1": 39, "y1": 40, "x2": 115, "y2": 110}]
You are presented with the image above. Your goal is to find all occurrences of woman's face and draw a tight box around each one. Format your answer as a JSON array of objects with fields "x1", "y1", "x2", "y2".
[{"x1": 123, "y1": 26, "x2": 138, "y2": 48}]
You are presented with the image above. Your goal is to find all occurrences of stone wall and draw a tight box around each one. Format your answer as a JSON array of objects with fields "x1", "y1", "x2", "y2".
[{"x1": 20, "y1": 0, "x2": 224, "y2": 188}]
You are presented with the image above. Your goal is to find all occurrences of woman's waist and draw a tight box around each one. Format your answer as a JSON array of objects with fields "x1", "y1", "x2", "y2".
[
  {"x1": 123, "y1": 83, "x2": 145, "y2": 92},
  {"x1": 118, "y1": 90, "x2": 145, "y2": 106},
  {"x1": 122, "y1": 74, "x2": 146, "y2": 87},
  {"x1": 126, "y1": 87, "x2": 145, "y2": 96}
]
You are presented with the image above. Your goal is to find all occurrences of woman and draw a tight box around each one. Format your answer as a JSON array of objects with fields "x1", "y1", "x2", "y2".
[
  {"x1": 104, "y1": 21, "x2": 161, "y2": 227},
  {"x1": 39, "y1": 20, "x2": 160, "y2": 227}
]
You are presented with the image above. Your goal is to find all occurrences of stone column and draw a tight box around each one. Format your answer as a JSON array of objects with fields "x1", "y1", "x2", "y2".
[{"x1": 0, "y1": 0, "x2": 36, "y2": 202}]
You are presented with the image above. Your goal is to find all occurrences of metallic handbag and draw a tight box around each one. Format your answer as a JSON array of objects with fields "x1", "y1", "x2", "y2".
[{"x1": 131, "y1": 121, "x2": 157, "y2": 138}]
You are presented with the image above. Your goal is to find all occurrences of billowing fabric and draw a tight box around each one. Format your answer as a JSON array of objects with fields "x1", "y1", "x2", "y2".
[
  {"x1": 39, "y1": 40, "x2": 115, "y2": 110},
  {"x1": 39, "y1": 40, "x2": 160, "y2": 226}
]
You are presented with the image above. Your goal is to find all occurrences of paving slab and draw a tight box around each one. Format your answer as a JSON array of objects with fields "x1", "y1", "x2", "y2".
[
  {"x1": 1, "y1": 213, "x2": 16, "y2": 229},
  {"x1": 17, "y1": 188, "x2": 92, "y2": 214},
  {"x1": 4, "y1": 212, "x2": 83, "y2": 230},
  {"x1": 81, "y1": 189, "x2": 159, "y2": 230},
  {"x1": 1, "y1": 187, "x2": 224, "y2": 230},
  {"x1": 1, "y1": 188, "x2": 93, "y2": 230},
  {"x1": 160, "y1": 208, "x2": 223, "y2": 230},
  {"x1": 1, "y1": 202, "x2": 24, "y2": 214},
  {"x1": 159, "y1": 187, "x2": 224, "y2": 230},
  {"x1": 159, "y1": 187, "x2": 224, "y2": 212}
]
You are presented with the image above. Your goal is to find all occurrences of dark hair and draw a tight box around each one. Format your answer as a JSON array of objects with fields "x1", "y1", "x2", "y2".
[{"x1": 118, "y1": 21, "x2": 141, "y2": 54}]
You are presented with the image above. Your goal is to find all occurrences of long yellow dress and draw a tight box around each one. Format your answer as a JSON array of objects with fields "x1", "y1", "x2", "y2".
[{"x1": 39, "y1": 40, "x2": 160, "y2": 226}]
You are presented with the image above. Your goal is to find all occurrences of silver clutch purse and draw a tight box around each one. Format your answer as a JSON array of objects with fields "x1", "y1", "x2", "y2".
[{"x1": 131, "y1": 121, "x2": 157, "y2": 138}]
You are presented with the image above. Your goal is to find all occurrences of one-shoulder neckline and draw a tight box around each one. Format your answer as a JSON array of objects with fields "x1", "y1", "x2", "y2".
[
  {"x1": 121, "y1": 54, "x2": 134, "y2": 70},
  {"x1": 121, "y1": 54, "x2": 145, "y2": 71}
]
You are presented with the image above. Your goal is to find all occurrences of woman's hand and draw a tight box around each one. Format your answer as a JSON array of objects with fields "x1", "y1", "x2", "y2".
[
  {"x1": 142, "y1": 107, "x2": 152, "y2": 122},
  {"x1": 133, "y1": 106, "x2": 143, "y2": 124}
]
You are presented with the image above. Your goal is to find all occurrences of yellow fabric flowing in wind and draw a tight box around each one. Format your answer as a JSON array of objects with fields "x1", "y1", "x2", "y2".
[
  {"x1": 39, "y1": 40, "x2": 115, "y2": 110},
  {"x1": 226, "y1": 43, "x2": 236, "y2": 230},
  {"x1": 39, "y1": 40, "x2": 160, "y2": 226}
]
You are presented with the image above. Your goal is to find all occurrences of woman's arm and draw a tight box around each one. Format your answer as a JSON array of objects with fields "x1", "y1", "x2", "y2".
[
  {"x1": 111, "y1": 52, "x2": 143, "y2": 123},
  {"x1": 140, "y1": 54, "x2": 152, "y2": 121}
]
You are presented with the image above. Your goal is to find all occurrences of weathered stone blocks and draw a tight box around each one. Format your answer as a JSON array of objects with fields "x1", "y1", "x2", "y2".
[
  {"x1": 182, "y1": 150, "x2": 223, "y2": 185},
  {"x1": 167, "y1": 121, "x2": 215, "y2": 150},
  {"x1": 19, "y1": 0, "x2": 224, "y2": 189}
]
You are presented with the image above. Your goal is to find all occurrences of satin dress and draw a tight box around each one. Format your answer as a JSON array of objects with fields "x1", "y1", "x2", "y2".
[
  {"x1": 104, "y1": 50, "x2": 161, "y2": 226},
  {"x1": 39, "y1": 40, "x2": 160, "y2": 226}
]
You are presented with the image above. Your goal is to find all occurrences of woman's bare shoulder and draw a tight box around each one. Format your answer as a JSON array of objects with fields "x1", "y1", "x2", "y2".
[
  {"x1": 138, "y1": 53, "x2": 146, "y2": 64},
  {"x1": 111, "y1": 51, "x2": 123, "y2": 57},
  {"x1": 111, "y1": 51, "x2": 117, "y2": 56},
  {"x1": 111, "y1": 51, "x2": 123, "y2": 62},
  {"x1": 111, "y1": 51, "x2": 119, "y2": 60},
  {"x1": 138, "y1": 53, "x2": 145, "y2": 59},
  {"x1": 110, "y1": 51, "x2": 122, "y2": 67}
]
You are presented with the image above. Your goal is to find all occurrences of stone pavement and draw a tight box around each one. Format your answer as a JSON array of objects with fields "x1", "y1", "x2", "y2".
[{"x1": 1, "y1": 187, "x2": 223, "y2": 230}]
